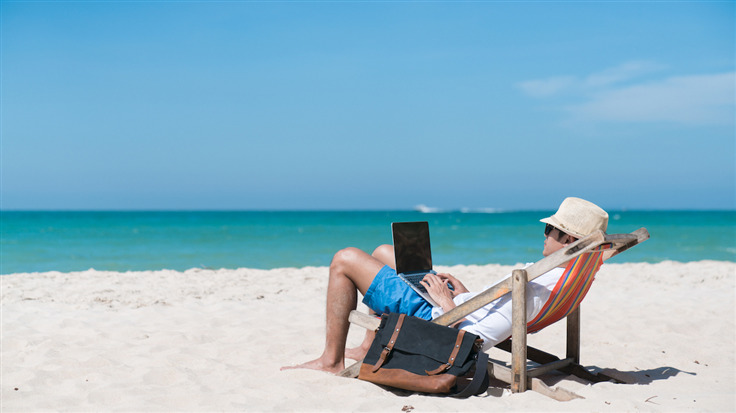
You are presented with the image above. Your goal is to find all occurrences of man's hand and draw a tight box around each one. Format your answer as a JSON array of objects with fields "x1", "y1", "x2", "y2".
[
  {"x1": 420, "y1": 272, "x2": 468, "y2": 312},
  {"x1": 420, "y1": 273, "x2": 454, "y2": 311},
  {"x1": 436, "y1": 272, "x2": 470, "y2": 295}
]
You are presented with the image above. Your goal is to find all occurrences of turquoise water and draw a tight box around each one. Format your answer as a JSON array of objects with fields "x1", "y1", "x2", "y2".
[{"x1": 1, "y1": 210, "x2": 734, "y2": 274}]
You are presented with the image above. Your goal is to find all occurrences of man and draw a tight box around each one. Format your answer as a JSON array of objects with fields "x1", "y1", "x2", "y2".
[{"x1": 282, "y1": 197, "x2": 609, "y2": 374}]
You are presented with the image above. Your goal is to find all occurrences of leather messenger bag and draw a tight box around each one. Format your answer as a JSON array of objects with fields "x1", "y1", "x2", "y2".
[{"x1": 358, "y1": 313, "x2": 489, "y2": 397}]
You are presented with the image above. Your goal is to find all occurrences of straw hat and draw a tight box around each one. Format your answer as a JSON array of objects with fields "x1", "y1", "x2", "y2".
[{"x1": 540, "y1": 197, "x2": 609, "y2": 239}]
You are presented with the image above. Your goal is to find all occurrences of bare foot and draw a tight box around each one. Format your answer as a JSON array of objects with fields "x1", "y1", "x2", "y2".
[
  {"x1": 280, "y1": 357, "x2": 345, "y2": 374},
  {"x1": 344, "y1": 329, "x2": 375, "y2": 360},
  {"x1": 344, "y1": 345, "x2": 369, "y2": 361}
]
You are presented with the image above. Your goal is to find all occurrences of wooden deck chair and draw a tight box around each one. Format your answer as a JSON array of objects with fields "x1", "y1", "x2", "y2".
[{"x1": 340, "y1": 228, "x2": 649, "y2": 401}]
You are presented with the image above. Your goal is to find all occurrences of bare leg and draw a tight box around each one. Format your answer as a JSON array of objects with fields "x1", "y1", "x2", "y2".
[
  {"x1": 345, "y1": 244, "x2": 395, "y2": 361},
  {"x1": 281, "y1": 247, "x2": 384, "y2": 373},
  {"x1": 343, "y1": 316, "x2": 377, "y2": 361},
  {"x1": 371, "y1": 244, "x2": 396, "y2": 268}
]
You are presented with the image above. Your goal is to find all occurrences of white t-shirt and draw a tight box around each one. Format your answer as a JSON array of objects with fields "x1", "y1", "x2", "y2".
[{"x1": 430, "y1": 264, "x2": 564, "y2": 351}]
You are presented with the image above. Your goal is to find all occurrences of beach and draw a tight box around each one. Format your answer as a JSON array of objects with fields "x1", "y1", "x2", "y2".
[{"x1": 1, "y1": 261, "x2": 734, "y2": 412}]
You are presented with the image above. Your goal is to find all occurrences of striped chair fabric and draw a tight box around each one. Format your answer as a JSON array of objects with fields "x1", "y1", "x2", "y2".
[{"x1": 526, "y1": 244, "x2": 613, "y2": 334}]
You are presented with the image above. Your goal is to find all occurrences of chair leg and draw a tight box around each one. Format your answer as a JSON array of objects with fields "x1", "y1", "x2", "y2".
[
  {"x1": 511, "y1": 269, "x2": 528, "y2": 393},
  {"x1": 566, "y1": 307, "x2": 581, "y2": 365}
]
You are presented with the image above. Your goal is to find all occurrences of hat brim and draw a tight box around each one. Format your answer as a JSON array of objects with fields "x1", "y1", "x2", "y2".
[{"x1": 540, "y1": 216, "x2": 586, "y2": 239}]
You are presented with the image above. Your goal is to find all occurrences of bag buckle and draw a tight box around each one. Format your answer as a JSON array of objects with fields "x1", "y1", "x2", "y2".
[{"x1": 425, "y1": 362, "x2": 452, "y2": 376}]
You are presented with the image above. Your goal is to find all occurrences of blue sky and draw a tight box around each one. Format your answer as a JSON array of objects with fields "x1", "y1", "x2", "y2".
[{"x1": 2, "y1": 1, "x2": 734, "y2": 210}]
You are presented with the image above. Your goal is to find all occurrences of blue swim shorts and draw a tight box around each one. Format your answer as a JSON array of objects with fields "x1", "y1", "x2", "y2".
[{"x1": 362, "y1": 265, "x2": 433, "y2": 320}]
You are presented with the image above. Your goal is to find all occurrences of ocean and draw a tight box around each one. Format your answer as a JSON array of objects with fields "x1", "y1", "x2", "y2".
[{"x1": 1, "y1": 210, "x2": 734, "y2": 274}]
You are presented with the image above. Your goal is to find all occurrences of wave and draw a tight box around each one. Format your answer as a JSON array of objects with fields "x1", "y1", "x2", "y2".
[
  {"x1": 460, "y1": 207, "x2": 504, "y2": 214},
  {"x1": 413, "y1": 204, "x2": 503, "y2": 214},
  {"x1": 413, "y1": 204, "x2": 447, "y2": 213}
]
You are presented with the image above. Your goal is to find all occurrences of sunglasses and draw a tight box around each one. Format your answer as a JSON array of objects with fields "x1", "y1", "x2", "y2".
[{"x1": 544, "y1": 223, "x2": 560, "y2": 237}]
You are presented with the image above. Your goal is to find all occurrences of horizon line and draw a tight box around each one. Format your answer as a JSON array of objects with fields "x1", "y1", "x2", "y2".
[{"x1": 2, "y1": 207, "x2": 735, "y2": 213}]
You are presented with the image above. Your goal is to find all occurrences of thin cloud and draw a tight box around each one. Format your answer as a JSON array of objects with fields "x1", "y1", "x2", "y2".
[
  {"x1": 518, "y1": 62, "x2": 735, "y2": 125},
  {"x1": 582, "y1": 61, "x2": 668, "y2": 88},
  {"x1": 568, "y1": 72, "x2": 735, "y2": 125},
  {"x1": 517, "y1": 76, "x2": 576, "y2": 98},
  {"x1": 517, "y1": 60, "x2": 665, "y2": 97}
]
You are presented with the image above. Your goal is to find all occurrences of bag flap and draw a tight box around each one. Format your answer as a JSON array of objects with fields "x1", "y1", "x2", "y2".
[{"x1": 372, "y1": 313, "x2": 479, "y2": 365}]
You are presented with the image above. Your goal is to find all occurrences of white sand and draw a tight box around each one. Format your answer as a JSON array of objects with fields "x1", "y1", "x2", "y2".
[{"x1": 2, "y1": 261, "x2": 734, "y2": 412}]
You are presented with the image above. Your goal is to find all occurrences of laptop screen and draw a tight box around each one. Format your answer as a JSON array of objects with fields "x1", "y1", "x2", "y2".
[{"x1": 392, "y1": 221, "x2": 433, "y2": 275}]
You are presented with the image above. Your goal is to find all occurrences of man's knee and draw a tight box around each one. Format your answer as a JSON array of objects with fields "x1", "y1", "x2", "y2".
[
  {"x1": 331, "y1": 247, "x2": 363, "y2": 270},
  {"x1": 371, "y1": 244, "x2": 392, "y2": 258},
  {"x1": 372, "y1": 244, "x2": 394, "y2": 267},
  {"x1": 330, "y1": 247, "x2": 383, "y2": 294}
]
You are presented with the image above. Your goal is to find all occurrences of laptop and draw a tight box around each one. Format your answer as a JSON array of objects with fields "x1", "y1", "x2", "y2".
[{"x1": 392, "y1": 221, "x2": 439, "y2": 307}]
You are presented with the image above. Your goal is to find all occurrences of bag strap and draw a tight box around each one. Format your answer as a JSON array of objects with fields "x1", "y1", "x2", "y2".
[
  {"x1": 372, "y1": 313, "x2": 406, "y2": 373},
  {"x1": 453, "y1": 351, "x2": 490, "y2": 398},
  {"x1": 425, "y1": 330, "x2": 467, "y2": 376}
]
